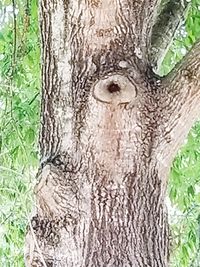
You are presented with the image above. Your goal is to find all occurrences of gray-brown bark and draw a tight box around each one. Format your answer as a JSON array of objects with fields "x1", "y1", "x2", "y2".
[
  {"x1": 24, "y1": 1, "x2": 200, "y2": 267},
  {"x1": 150, "y1": 0, "x2": 190, "y2": 70}
]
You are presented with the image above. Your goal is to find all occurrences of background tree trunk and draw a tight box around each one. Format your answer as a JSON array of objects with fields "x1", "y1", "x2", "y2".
[{"x1": 24, "y1": 1, "x2": 200, "y2": 266}]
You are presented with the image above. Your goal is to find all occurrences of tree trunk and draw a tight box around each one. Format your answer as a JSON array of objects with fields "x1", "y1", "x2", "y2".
[{"x1": 24, "y1": 1, "x2": 200, "y2": 266}]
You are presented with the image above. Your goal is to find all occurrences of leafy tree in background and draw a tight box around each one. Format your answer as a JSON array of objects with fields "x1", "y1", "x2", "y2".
[
  {"x1": 0, "y1": 0, "x2": 200, "y2": 266},
  {"x1": 0, "y1": 1, "x2": 40, "y2": 266}
]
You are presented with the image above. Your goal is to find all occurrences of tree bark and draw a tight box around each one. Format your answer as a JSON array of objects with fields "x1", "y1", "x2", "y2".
[
  {"x1": 24, "y1": 1, "x2": 200, "y2": 266},
  {"x1": 150, "y1": 0, "x2": 190, "y2": 70}
]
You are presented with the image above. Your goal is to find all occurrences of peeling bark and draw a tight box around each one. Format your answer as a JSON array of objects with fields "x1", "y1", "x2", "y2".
[{"x1": 25, "y1": 1, "x2": 200, "y2": 266}]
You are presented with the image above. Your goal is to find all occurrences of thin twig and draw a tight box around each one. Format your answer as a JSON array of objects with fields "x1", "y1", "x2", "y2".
[
  {"x1": 9, "y1": 0, "x2": 17, "y2": 123},
  {"x1": 11, "y1": 0, "x2": 17, "y2": 75}
]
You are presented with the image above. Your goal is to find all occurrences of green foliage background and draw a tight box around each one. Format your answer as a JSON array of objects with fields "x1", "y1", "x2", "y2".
[
  {"x1": 0, "y1": 1, "x2": 39, "y2": 265},
  {"x1": 0, "y1": 0, "x2": 200, "y2": 266}
]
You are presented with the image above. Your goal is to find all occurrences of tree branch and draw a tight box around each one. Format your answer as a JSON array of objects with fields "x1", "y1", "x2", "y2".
[
  {"x1": 161, "y1": 40, "x2": 200, "y2": 157},
  {"x1": 150, "y1": 0, "x2": 190, "y2": 70}
]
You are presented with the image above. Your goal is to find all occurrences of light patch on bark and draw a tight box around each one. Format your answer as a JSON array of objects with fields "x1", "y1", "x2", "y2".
[
  {"x1": 51, "y1": 1, "x2": 65, "y2": 56},
  {"x1": 68, "y1": 0, "x2": 126, "y2": 53},
  {"x1": 134, "y1": 47, "x2": 143, "y2": 59},
  {"x1": 59, "y1": 104, "x2": 74, "y2": 153},
  {"x1": 51, "y1": 2, "x2": 75, "y2": 153},
  {"x1": 82, "y1": 95, "x2": 138, "y2": 184},
  {"x1": 82, "y1": 0, "x2": 118, "y2": 51},
  {"x1": 118, "y1": 61, "x2": 130, "y2": 69}
]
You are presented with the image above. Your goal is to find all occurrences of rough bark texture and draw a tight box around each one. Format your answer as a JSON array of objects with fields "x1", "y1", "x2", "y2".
[
  {"x1": 150, "y1": 0, "x2": 190, "y2": 70},
  {"x1": 25, "y1": 1, "x2": 200, "y2": 266}
]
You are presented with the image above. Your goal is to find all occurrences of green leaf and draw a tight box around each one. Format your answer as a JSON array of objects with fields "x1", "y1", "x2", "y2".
[
  {"x1": 187, "y1": 185, "x2": 195, "y2": 197},
  {"x1": 182, "y1": 245, "x2": 189, "y2": 258},
  {"x1": 0, "y1": 32, "x2": 5, "y2": 41},
  {"x1": 25, "y1": 128, "x2": 35, "y2": 144}
]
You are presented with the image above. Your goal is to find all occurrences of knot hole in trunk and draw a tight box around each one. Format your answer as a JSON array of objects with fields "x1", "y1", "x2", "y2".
[
  {"x1": 93, "y1": 75, "x2": 136, "y2": 104},
  {"x1": 107, "y1": 83, "x2": 121, "y2": 94}
]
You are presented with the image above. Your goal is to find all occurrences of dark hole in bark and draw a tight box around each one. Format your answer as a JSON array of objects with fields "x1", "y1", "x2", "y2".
[{"x1": 107, "y1": 83, "x2": 121, "y2": 94}]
